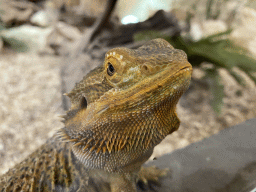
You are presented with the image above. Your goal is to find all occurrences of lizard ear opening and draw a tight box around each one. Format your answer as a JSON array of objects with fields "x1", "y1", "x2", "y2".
[{"x1": 80, "y1": 96, "x2": 87, "y2": 109}]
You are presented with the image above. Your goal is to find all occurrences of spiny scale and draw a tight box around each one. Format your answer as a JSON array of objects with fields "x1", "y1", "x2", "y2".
[{"x1": 0, "y1": 39, "x2": 192, "y2": 192}]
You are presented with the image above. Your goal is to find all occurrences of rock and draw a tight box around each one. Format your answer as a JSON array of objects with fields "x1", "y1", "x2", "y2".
[
  {"x1": 56, "y1": 22, "x2": 82, "y2": 40},
  {"x1": 1, "y1": 25, "x2": 53, "y2": 53},
  {"x1": 189, "y1": 20, "x2": 203, "y2": 41},
  {"x1": 230, "y1": 7, "x2": 256, "y2": 56},
  {"x1": 47, "y1": 22, "x2": 82, "y2": 55},
  {"x1": 202, "y1": 20, "x2": 227, "y2": 37},
  {"x1": 0, "y1": 1, "x2": 37, "y2": 25},
  {"x1": 148, "y1": 118, "x2": 256, "y2": 192},
  {"x1": 30, "y1": 10, "x2": 51, "y2": 27}
]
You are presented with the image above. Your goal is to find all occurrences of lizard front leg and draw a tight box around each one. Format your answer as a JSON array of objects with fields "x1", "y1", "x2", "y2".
[
  {"x1": 137, "y1": 166, "x2": 169, "y2": 189},
  {"x1": 109, "y1": 172, "x2": 137, "y2": 192},
  {"x1": 109, "y1": 166, "x2": 168, "y2": 192}
]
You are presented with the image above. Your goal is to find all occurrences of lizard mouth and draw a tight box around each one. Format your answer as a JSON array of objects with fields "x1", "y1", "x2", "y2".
[
  {"x1": 128, "y1": 62, "x2": 192, "y2": 99},
  {"x1": 150, "y1": 63, "x2": 192, "y2": 97}
]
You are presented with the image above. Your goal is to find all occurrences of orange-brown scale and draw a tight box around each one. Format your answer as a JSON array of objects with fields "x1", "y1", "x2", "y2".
[
  {"x1": 1, "y1": 39, "x2": 192, "y2": 192},
  {"x1": 59, "y1": 39, "x2": 192, "y2": 173}
]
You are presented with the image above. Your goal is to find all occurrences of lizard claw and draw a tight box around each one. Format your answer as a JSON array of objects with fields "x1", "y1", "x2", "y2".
[{"x1": 137, "y1": 166, "x2": 169, "y2": 190}]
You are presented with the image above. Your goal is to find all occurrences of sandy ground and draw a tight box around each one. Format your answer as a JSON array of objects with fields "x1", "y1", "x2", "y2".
[{"x1": 0, "y1": 49, "x2": 64, "y2": 174}]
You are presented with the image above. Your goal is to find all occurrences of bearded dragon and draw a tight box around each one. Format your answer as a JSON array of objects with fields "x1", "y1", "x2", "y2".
[{"x1": 0, "y1": 38, "x2": 192, "y2": 192}]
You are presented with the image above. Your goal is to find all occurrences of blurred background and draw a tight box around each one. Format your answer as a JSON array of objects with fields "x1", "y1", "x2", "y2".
[{"x1": 0, "y1": 0, "x2": 255, "y2": 183}]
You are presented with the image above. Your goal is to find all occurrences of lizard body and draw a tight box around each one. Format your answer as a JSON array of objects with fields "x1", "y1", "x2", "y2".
[{"x1": 0, "y1": 39, "x2": 192, "y2": 192}]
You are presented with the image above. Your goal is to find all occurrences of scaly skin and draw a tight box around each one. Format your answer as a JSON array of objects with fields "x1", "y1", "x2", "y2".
[{"x1": 0, "y1": 39, "x2": 192, "y2": 192}]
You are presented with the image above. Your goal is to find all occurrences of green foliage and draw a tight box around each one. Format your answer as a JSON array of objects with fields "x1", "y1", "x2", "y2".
[
  {"x1": 134, "y1": 29, "x2": 256, "y2": 114},
  {"x1": 134, "y1": 29, "x2": 256, "y2": 75},
  {"x1": 206, "y1": 68, "x2": 225, "y2": 115},
  {"x1": 2, "y1": 37, "x2": 29, "y2": 52}
]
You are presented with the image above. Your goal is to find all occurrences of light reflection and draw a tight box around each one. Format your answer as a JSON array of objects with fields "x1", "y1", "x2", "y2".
[
  {"x1": 121, "y1": 15, "x2": 139, "y2": 25},
  {"x1": 118, "y1": 0, "x2": 172, "y2": 25}
]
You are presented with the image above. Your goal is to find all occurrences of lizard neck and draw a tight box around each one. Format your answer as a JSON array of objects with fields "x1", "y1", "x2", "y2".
[{"x1": 60, "y1": 99, "x2": 180, "y2": 173}]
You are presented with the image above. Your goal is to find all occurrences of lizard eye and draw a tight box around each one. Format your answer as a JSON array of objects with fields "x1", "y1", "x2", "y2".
[{"x1": 107, "y1": 63, "x2": 115, "y2": 76}]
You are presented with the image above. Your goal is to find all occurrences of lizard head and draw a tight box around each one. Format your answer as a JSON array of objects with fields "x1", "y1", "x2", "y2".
[{"x1": 59, "y1": 38, "x2": 192, "y2": 171}]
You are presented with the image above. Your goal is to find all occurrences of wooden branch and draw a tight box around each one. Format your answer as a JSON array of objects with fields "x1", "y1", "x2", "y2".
[{"x1": 69, "y1": 0, "x2": 118, "y2": 58}]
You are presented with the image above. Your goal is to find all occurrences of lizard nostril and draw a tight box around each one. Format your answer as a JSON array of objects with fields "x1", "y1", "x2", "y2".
[{"x1": 80, "y1": 97, "x2": 87, "y2": 109}]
